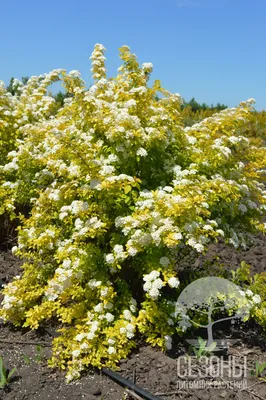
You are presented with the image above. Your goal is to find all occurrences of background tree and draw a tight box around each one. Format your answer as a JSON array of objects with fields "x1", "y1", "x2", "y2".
[{"x1": 6, "y1": 76, "x2": 29, "y2": 95}]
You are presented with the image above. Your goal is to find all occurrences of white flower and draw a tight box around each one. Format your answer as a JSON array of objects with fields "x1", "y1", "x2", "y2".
[
  {"x1": 123, "y1": 310, "x2": 132, "y2": 320},
  {"x1": 252, "y1": 294, "x2": 261, "y2": 304},
  {"x1": 66, "y1": 369, "x2": 81, "y2": 382},
  {"x1": 128, "y1": 247, "x2": 138, "y2": 256},
  {"x1": 124, "y1": 99, "x2": 136, "y2": 108},
  {"x1": 107, "y1": 154, "x2": 118, "y2": 163},
  {"x1": 75, "y1": 218, "x2": 84, "y2": 230},
  {"x1": 203, "y1": 225, "x2": 213, "y2": 231},
  {"x1": 88, "y1": 279, "x2": 102, "y2": 288},
  {"x1": 245, "y1": 289, "x2": 253, "y2": 297},
  {"x1": 102, "y1": 302, "x2": 112, "y2": 310},
  {"x1": 69, "y1": 70, "x2": 81, "y2": 77},
  {"x1": 90, "y1": 179, "x2": 101, "y2": 190},
  {"x1": 136, "y1": 147, "x2": 148, "y2": 157},
  {"x1": 48, "y1": 189, "x2": 60, "y2": 201},
  {"x1": 167, "y1": 318, "x2": 174, "y2": 326},
  {"x1": 11, "y1": 246, "x2": 18, "y2": 254},
  {"x1": 130, "y1": 304, "x2": 137, "y2": 313},
  {"x1": 159, "y1": 257, "x2": 170, "y2": 267},
  {"x1": 247, "y1": 200, "x2": 257, "y2": 209},
  {"x1": 100, "y1": 165, "x2": 115, "y2": 175},
  {"x1": 108, "y1": 338, "x2": 116, "y2": 345},
  {"x1": 168, "y1": 277, "x2": 180, "y2": 288},
  {"x1": 101, "y1": 288, "x2": 109, "y2": 297},
  {"x1": 143, "y1": 270, "x2": 160, "y2": 282},
  {"x1": 75, "y1": 333, "x2": 86, "y2": 341},
  {"x1": 59, "y1": 212, "x2": 68, "y2": 220},
  {"x1": 107, "y1": 346, "x2": 116, "y2": 354},
  {"x1": 152, "y1": 278, "x2": 163, "y2": 289},
  {"x1": 105, "y1": 253, "x2": 115, "y2": 264},
  {"x1": 142, "y1": 62, "x2": 153, "y2": 73},
  {"x1": 125, "y1": 324, "x2": 134, "y2": 333},
  {"x1": 105, "y1": 313, "x2": 115, "y2": 323},
  {"x1": 143, "y1": 281, "x2": 152, "y2": 292},
  {"x1": 120, "y1": 327, "x2": 127, "y2": 334},
  {"x1": 172, "y1": 232, "x2": 182, "y2": 240},
  {"x1": 68, "y1": 164, "x2": 80, "y2": 176},
  {"x1": 187, "y1": 135, "x2": 197, "y2": 145},
  {"x1": 94, "y1": 303, "x2": 104, "y2": 312},
  {"x1": 148, "y1": 287, "x2": 160, "y2": 300},
  {"x1": 113, "y1": 244, "x2": 124, "y2": 254},
  {"x1": 72, "y1": 349, "x2": 80, "y2": 358},
  {"x1": 194, "y1": 243, "x2": 204, "y2": 253},
  {"x1": 130, "y1": 86, "x2": 147, "y2": 95},
  {"x1": 239, "y1": 203, "x2": 248, "y2": 213},
  {"x1": 87, "y1": 332, "x2": 96, "y2": 340},
  {"x1": 62, "y1": 259, "x2": 71, "y2": 269},
  {"x1": 80, "y1": 342, "x2": 89, "y2": 350}
]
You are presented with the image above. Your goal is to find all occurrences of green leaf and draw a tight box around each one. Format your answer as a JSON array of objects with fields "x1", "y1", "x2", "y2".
[
  {"x1": 258, "y1": 362, "x2": 266, "y2": 375},
  {"x1": 124, "y1": 185, "x2": 131, "y2": 194},
  {"x1": 7, "y1": 368, "x2": 16, "y2": 381},
  {"x1": 207, "y1": 341, "x2": 217, "y2": 352}
]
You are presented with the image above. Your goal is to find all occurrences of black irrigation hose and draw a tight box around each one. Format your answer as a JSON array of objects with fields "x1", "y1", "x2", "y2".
[{"x1": 102, "y1": 368, "x2": 163, "y2": 400}]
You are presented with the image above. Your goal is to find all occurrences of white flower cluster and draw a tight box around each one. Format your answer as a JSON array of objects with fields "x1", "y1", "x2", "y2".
[
  {"x1": 59, "y1": 201, "x2": 89, "y2": 219},
  {"x1": 120, "y1": 322, "x2": 135, "y2": 339},
  {"x1": 173, "y1": 165, "x2": 197, "y2": 185},
  {"x1": 187, "y1": 237, "x2": 205, "y2": 253},
  {"x1": 72, "y1": 216, "x2": 104, "y2": 239},
  {"x1": 143, "y1": 271, "x2": 164, "y2": 300},
  {"x1": 0, "y1": 279, "x2": 23, "y2": 313},
  {"x1": 136, "y1": 147, "x2": 148, "y2": 157},
  {"x1": 239, "y1": 288, "x2": 261, "y2": 305},
  {"x1": 179, "y1": 315, "x2": 192, "y2": 332},
  {"x1": 168, "y1": 276, "x2": 180, "y2": 288},
  {"x1": 142, "y1": 62, "x2": 153, "y2": 74},
  {"x1": 44, "y1": 258, "x2": 81, "y2": 301},
  {"x1": 90, "y1": 43, "x2": 107, "y2": 81},
  {"x1": 105, "y1": 244, "x2": 127, "y2": 266}
]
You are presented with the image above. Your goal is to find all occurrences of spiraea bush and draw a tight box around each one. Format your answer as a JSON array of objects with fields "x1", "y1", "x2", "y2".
[{"x1": 0, "y1": 44, "x2": 266, "y2": 380}]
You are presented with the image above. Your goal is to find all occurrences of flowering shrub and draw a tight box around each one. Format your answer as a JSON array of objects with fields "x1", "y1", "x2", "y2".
[
  {"x1": 0, "y1": 44, "x2": 266, "y2": 381},
  {"x1": 0, "y1": 68, "x2": 83, "y2": 215}
]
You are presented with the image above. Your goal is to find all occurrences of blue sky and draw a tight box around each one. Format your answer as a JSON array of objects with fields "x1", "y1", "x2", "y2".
[{"x1": 1, "y1": 0, "x2": 265, "y2": 110}]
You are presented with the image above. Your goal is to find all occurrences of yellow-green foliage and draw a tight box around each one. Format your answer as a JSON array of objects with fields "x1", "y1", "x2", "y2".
[
  {"x1": 181, "y1": 106, "x2": 222, "y2": 127},
  {"x1": 232, "y1": 261, "x2": 266, "y2": 327},
  {"x1": 181, "y1": 106, "x2": 266, "y2": 146},
  {"x1": 0, "y1": 44, "x2": 266, "y2": 381}
]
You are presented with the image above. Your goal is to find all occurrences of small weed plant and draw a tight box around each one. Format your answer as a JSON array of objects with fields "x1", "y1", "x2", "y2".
[
  {"x1": 251, "y1": 361, "x2": 266, "y2": 379},
  {"x1": 191, "y1": 337, "x2": 217, "y2": 359},
  {"x1": 0, "y1": 356, "x2": 16, "y2": 389}
]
